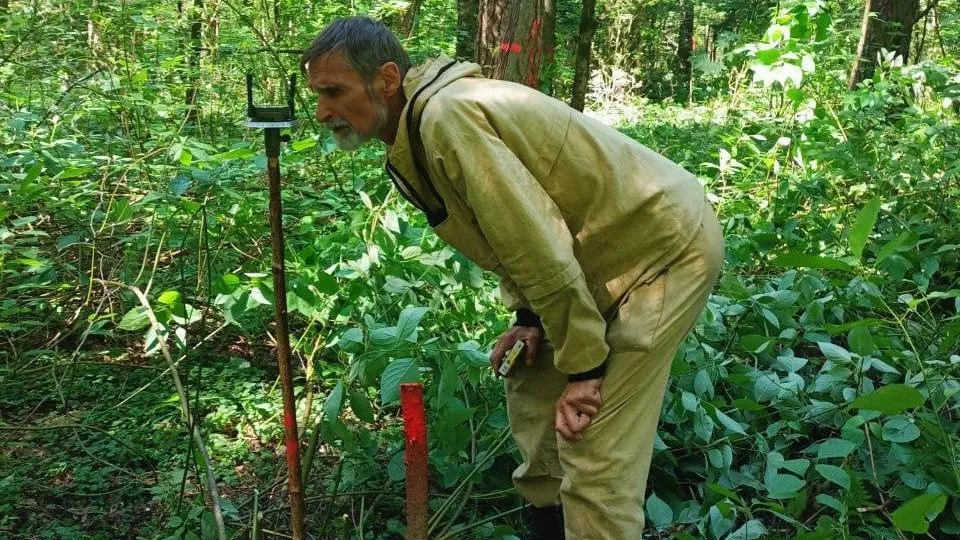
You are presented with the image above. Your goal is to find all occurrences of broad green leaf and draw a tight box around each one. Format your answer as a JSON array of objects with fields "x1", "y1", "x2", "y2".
[
  {"x1": 117, "y1": 306, "x2": 151, "y2": 331},
  {"x1": 847, "y1": 327, "x2": 874, "y2": 356},
  {"x1": 815, "y1": 464, "x2": 850, "y2": 489},
  {"x1": 725, "y1": 519, "x2": 767, "y2": 540},
  {"x1": 200, "y1": 510, "x2": 218, "y2": 540},
  {"x1": 851, "y1": 384, "x2": 924, "y2": 414},
  {"x1": 157, "y1": 290, "x2": 182, "y2": 306},
  {"x1": 876, "y1": 230, "x2": 917, "y2": 265},
  {"x1": 714, "y1": 409, "x2": 747, "y2": 436},
  {"x1": 396, "y1": 306, "x2": 429, "y2": 342},
  {"x1": 681, "y1": 391, "x2": 700, "y2": 412},
  {"x1": 818, "y1": 341, "x2": 852, "y2": 363},
  {"x1": 323, "y1": 382, "x2": 344, "y2": 421},
  {"x1": 380, "y1": 358, "x2": 418, "y2": 405},
  {"x1": 694, "y1": 369, "x2": 715, "y2": 399},
  {"x1": 457, "y1": 341, "x2": 489, "y2": 368},
  {"x1": 849, "y1": 198, "x2": 882, "y2": 260},
  {"x1": 765, "y1": 473, "x2": 805, "y2": 497},
  {"x1": 817, "y1": 438, "x2": 856, "y2": 460},
  {"x1": 890, "y1": 493, "x2": 947, "y2": 533},
  {"x1": 771, "y1": 253, "x2": 852, "y2": 270},
  {"x1": 347, "y1": 388, "x2": 374, "y2": 423},
  {"x1": 387, "y1": 451, "x2": 405, "y2": 481},
  {"x1": 708, "y1": 483, "x2": 739, "y2": 500},
  {"x1": 881, "y1": 417, "x2": 921, "y2": 443},
  {"x1": 645, "y1": 492, "x2": 673, "y2": 529},
  {"x1": 312, "y1": 271, "x2": 338, "y2": 294}
]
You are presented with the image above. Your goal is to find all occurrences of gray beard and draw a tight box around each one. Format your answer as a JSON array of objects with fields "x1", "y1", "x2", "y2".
[{"x1": 332, "y1": 98, "x2": 389, "y2": 151}]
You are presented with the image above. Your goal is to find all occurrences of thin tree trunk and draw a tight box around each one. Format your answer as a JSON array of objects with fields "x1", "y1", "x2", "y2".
[
  {"x1": 541, "y1": 0, "x2": 556, "y2": 95},
  {"x1": 570, "y1": 0, "x2": 597, "y2": 111},
  {"x1": 477, "y1": 0, "x2": 510, "y2": 74},
  {"x1": 848, "y1": 0, "x2": 920, "y2": 89},
  {"x1": 186, "y1": 0, "x2": 203, "y2": 123},
  {"x1": 914, "y1": 8, "x2": 929, "y2": 64},
  {"x1": 399, "y1": 0, "x2": 425, "y2": 37},
  {"x1": 478, "y1": 0, "x2": 548, "y2": 89},
  {"x1": 456, "y1": 0, "x2": 479, "y2": 60},
  {"x1": 676, "y1": 0, "x2": 694, "y2": 102}
]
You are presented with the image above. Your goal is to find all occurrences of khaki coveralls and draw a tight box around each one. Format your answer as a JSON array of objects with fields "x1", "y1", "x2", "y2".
[{"x1": 386, "y1": 56, "x2": 724, "y2": 538}]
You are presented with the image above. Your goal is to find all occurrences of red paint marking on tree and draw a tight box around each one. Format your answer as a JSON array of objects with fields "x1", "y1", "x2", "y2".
[
  {"x1": 499, "y1": 41, "x2": 523, "y2": 53},
  {"x1": 401, "y1": 383, "x2": 428, "y2": 540}
]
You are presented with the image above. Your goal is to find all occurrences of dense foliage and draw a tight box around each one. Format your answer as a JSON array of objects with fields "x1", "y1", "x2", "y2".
[{"x1": 1, "y1": 0, "x2": 959, "y2": 539}]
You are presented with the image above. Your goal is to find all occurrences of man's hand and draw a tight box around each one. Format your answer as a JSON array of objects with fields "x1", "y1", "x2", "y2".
[
  {"x1": 490, "y1": 326, "x2": 543, "y2": 375},
  {"x1": 555, "y1": 378, "x2": 603, "y2": 441}
]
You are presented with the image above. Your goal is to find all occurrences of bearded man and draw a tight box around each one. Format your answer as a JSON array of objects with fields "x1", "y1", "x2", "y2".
[{"x1": 301, "y1": 16, "x2": 724, "y2": 540}]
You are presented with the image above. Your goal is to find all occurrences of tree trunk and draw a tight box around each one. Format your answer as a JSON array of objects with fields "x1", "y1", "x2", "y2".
[
  {"x1": 456, "y1": 0, "x2": 479, "y2": 60},
  {"x1": 477, "y1": 0, "x2": 510, "y2": 75},
  {"x1": 399, "y1": 0, "x2": 425, "y2": 37},
  {"x1": 848, "y1": 0, "x2": 920, "y2": 89},
  {"x1": 570, "y1": 0, "x2": 597, "y2": 111},
  {"x1": 676, "y1": 0, "x2": 694, "y2": 102},
  {"x1": 478, "y1": 0, "x2": 548, "y2": 89},
  {"x1": 540, "y1": 0, "x2": 556, "y2": 95},
  {"x1": 186, "y1": 0, "x2": 203, "y2": 124}
]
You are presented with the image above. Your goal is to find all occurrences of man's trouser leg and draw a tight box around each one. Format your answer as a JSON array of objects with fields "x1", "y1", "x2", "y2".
[{"x1": 506, "y1": 212, "x2": 723, "y2": 539}]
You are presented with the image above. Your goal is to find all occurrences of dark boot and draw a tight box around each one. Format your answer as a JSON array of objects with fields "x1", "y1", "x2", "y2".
[{"x1": 524, "y1": 504, "x2": 565, "y2": 540}]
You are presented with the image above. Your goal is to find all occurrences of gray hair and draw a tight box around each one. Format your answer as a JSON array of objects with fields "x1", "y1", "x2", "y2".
[{"x1": 301, "y1": 17, "x2": 412, "y2": 83}]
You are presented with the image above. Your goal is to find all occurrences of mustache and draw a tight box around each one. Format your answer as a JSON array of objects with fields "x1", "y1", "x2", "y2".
[{"x1": 326, "y1": 119, "x2": 350, "y2": 130}]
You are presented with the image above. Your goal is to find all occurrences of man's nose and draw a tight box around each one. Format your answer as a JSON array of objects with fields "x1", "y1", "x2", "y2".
[{"x1": 315, "y1": 99, "x2": 333, "y2": 123}]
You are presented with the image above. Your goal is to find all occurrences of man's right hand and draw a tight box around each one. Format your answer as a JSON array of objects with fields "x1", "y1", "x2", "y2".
[{"x1": 490, "y1": 326, "x2": 543, "y2": 375}]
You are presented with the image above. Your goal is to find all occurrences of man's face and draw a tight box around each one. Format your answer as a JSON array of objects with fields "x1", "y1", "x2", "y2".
[{"x1": 306, "y1": 51, "x2": 389, "y2": 151}]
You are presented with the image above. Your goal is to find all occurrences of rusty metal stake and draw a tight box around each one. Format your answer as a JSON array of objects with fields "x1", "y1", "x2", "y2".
[{"x1": 247, "y1": 74, "x2": 306, "y2": 540}]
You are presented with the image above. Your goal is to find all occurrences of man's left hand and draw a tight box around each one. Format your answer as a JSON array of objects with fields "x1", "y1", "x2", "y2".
[{"x1": 555, "y1": 378, "x2": 603, "y2": 441}]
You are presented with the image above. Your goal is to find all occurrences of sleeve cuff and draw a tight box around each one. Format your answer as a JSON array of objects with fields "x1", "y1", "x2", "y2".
[
  {"x1": 568, "y1": 361, "x2": 607, "y2": 382},
  {"x1": 513, "y1": 308, "x2": 543, "y2": 329}
]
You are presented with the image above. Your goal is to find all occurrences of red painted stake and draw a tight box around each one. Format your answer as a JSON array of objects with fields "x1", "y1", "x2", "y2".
[{"x1": 400, "y1": 383, "x2": 428, "y2": 540}]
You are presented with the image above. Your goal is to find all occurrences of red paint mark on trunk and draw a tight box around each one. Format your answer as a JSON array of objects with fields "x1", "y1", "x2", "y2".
[{"x1": 499, "y1": 41, "x2": 523, "y2": 53}]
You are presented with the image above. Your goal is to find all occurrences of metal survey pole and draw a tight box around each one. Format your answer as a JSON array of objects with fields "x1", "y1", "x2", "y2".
[{"x1": 246, "y1": 74, "x2": 306, "y2": 540}]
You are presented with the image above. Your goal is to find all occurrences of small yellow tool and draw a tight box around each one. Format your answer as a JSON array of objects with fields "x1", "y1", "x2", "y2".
[{"x1": 498, "y1": 339, "x2": 526, "y2": 377}]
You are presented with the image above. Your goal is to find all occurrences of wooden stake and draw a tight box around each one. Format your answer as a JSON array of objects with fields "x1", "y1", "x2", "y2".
[{"x1": 401, "y1": 383, "x2": 428, "y2": 540}]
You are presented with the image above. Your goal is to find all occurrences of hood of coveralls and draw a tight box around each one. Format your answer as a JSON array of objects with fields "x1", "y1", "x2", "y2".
[{"x1": 385, "y1": 56, "x2": 482, "y2": 224}]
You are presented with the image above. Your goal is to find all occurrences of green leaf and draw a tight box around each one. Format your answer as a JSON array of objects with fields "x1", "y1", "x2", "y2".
[
  {"x1": 882, "y1": 417, "x2": 921, "y2": 443},
  {"x1": 456, "y1": 341, "x2": 489, "y2": 368},
  {"x1": 847, "y1": 327, "x2": 874, "y2": 356},
  {"x1": 890, "y1": 493, "x2": 947, "y2": 533},
  {"x1": 200, "y1": 510, "x2": 218, "y2": 540},
  {"x1": 851, "y1": 384, "x2": 924, "y2": 414},
  {"x1": 818, "y1": 341, "x2": 852, "y2": 363},
  {"x1": 725, "y1": 519, "x2": 767, "y2": 540},
  {"x1": 771, "y1": 253, "x2": 852, "y2": 270},
  {"x1": 817, "y1": 438, "x2": 856, "y2": 460},
  {"x1": 158, "y1": 291, "x2": 182, "y2": 308},
  {"x1": 380, "y1": 358, "x2": 418, "y2": 405},
  {"x1": 348, "y1": 388, "x2": 374, "y2": 423},
  {"x1": 694, "y1": 369, "x2": 715, "y2": 399},
  {"x1": 849, "y1": 198, "x2": 882, "y2": 260},
  {"x1": 396, "y1": 306, "x2": 429, "y2": 342},
  {"x1": 765, "y1": 473, "x2": 805, "y2": 497},
  {"x1": 312, "y1": 271, "x2": 338, "y2": 294},
  {"x1": 714, "y1": 409, "x2": 747, "y2": 435},
  {"x1": 815, "y1": 464, "x2": 850, "y2": 489},
  {"x1": 645, "y1": 492, "x2": 674, "y2": 529},
  {"x1": 387, "y1": 451, "x2": 405, "y2": 481},
  {"x1": 876, "y1": 230, "x2": 917, "y2": 265},
  {"x1": 117, "y1": 306, "x2": 151, "y2": 331},
  {"x1": 323, "y1": 382, "x2": 344, "y2": 421}
]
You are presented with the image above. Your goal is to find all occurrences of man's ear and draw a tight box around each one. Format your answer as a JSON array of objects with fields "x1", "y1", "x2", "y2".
[{"x1": 379, "y1": 62, "x2": 402, "y2": 96}]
